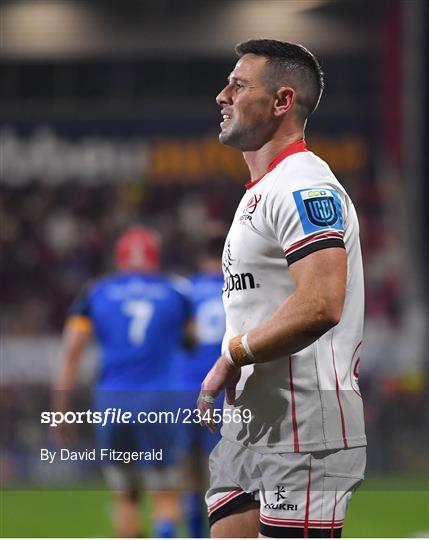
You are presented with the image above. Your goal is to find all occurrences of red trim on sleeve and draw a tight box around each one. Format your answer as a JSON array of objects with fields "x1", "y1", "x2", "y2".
[
  {"x1": 284, "y1": 231, "x2": 344, "y2": 258},
  {"x1": 245, "y1": 139, "x2": 308, "y2": 190}
]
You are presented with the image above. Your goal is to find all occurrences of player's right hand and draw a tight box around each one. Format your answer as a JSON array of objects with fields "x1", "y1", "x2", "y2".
[{"x1": 197, "y1": 355, "x2": 241, "y2": 432}]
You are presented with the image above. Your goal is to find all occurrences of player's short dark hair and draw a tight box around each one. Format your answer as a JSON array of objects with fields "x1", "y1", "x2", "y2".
[{"x1": 236, "y1": 39, "x2": 325, "y2": 122}]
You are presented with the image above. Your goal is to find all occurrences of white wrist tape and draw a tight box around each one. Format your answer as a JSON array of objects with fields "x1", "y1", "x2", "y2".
[
  {"x1": 224, "y1": 347, "x2": 239, "y2": 367},
  {"x1": 241, "y1": 333, "x2": 256, "y2": 362}
]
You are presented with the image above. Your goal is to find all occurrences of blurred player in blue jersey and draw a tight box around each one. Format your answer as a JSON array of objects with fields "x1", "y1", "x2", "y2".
[
  {"x1": 53, "y1": 226, "x2": 190, "y2": 538},
  {"x1": 177, "y1": 236, "x2": 226, "y2": 537}
]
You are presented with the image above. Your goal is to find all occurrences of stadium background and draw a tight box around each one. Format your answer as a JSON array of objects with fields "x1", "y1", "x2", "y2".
[{"x1": 1, "y1": 0, "x2": 428, "y2": 537}]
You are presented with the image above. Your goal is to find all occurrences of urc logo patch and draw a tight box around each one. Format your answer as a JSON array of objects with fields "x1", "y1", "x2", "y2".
[
  {"x1": 304, "y1": 195, "x2": 338, "y2": 226},
  {"x1": 293, "y1": 188, "x2": 344, "y2": 235}
]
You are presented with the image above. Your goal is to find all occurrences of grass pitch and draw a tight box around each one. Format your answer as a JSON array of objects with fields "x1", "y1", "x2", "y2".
[{"x1": 1, "y1": 476, "x2": 428, "y2": 537}]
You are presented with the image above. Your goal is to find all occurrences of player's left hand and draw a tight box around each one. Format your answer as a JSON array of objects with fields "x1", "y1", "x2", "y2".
[{"x1": 197, "y1": 355, "x2": 241, "y2": 432}]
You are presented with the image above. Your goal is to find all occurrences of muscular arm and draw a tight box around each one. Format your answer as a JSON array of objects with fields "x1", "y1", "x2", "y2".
[
  {"x1": 247, "y1": 247, "x2": 346, "y2": 362},
  {"x1": 198, "y1": 247, "x2": 347, "y2": 426}
]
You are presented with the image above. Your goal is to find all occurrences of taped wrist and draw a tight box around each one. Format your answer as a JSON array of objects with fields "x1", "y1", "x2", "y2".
[
  {"x1": 224, "y1": 347, "x2": 238, "y2": 367},
  {"x1": 228, "y1": 334, "x2": 255, "y2": 367}
]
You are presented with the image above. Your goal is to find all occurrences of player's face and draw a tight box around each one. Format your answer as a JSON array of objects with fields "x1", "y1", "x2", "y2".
[{"x1": 216, "y1": 54, "x2": 278, "y2": 151}]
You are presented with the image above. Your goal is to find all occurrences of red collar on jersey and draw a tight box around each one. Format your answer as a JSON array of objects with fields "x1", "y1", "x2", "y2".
[{"x1": 244, "y1": 139, "x2": 308, "y2": 190}]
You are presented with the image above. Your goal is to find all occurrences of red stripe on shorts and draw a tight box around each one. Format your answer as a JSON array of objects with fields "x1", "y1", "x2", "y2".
[
  {"x1": 207, "y1": 489, "x2": 243, "y2": 515},
  {"x1": 260, "y1": 514, "x2": 343, "y2": 528}
]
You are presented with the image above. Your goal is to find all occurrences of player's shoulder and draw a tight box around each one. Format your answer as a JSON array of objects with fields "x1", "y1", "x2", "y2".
[
  {"x1": 68, "y1": 274, "x2": 111, "y2": 314},
  {"x1": 79, "y1": 273, "x2": 115, "y2": 297},
  {"x1": 91, "y1": 271, "x2": 161, "y2": 298},
  {"x1": 277, "y1": 150, "x2": 336, "y2": 182},
  {"x1": 91, "y1": 272, "x2": 129, "y2": 291},
  {"x1": 123, "y1": 271, "x2": 189, "y2": 296},
  {"x1": 166, "y1": 273, "x2": 192, "y2": 298},
  {"x1": 266, "y1": 150, "x2": 347, "y2": 200}
]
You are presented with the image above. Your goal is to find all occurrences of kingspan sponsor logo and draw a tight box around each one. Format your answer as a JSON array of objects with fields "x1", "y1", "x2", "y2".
[
  {"x1": 223, "y1": 271, "x2": 257, "y2": 298},
  {"x1": 222, "y1": 240, "x2": 258, "y2": 298}
]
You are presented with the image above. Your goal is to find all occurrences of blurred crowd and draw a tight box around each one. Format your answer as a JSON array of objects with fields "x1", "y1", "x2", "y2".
[
  {"x1": 1, "y1": 179, "x2": 242, "y2": 334},
  {"x1": 1, "y1": 172, "x2": 402, "y2": 335}
]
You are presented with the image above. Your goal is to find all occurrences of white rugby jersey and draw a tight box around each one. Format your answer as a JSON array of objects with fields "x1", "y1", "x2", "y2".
[{"x1": 220, "y1": 139, "x2": 366, "y2": 453}]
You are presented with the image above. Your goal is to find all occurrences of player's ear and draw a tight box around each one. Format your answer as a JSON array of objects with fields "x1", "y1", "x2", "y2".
[{"x1": 273, "y1": 86, "x2": 295, "y2": 117}]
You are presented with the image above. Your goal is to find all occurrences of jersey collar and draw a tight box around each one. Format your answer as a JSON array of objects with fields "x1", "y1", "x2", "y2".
[{"x1": 244, "y1": 139, "x2": 308, "y2": 190}]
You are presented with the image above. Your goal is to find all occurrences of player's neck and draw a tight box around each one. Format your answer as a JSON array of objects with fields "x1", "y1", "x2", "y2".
[{"x1": 243, "y1": 131, "x2": 304, "y2": 181}]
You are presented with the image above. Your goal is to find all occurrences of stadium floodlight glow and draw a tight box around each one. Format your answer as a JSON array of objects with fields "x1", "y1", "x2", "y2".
[
  {"x1": 1, "y1": 0, "x2": 101, "y2": 58},
  {"x1": 216, "y1": 0, "x2": 369, "y2": 54},
  {"x1": 220, "y1": 0, "x2": 330, "y2": 40}
]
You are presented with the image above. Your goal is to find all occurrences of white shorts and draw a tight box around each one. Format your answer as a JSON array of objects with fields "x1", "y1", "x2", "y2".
[{"x1": 206, "y1": 438, "x2": 366, "y2": 538}]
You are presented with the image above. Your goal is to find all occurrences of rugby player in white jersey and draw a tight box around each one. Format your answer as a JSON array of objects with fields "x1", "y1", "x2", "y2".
[{"x1": 197, "y1": 39, "x2": 366, "y2": 538}]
